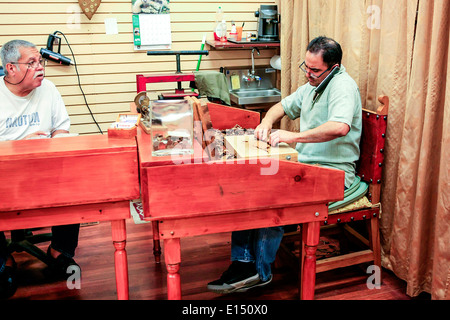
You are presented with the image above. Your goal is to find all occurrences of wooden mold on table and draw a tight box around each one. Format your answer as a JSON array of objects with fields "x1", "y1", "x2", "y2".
[{"x1": 225, "y1": 134, "x2": 298, "y2": 162}]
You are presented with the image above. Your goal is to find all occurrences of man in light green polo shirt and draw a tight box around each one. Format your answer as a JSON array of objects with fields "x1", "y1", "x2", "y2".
[
  {"x1": 266, "y1": 40, "x2": 362, "y2": 188},
  {"x1": 207, "y1": 36, "x2": 362, "y2": 295}
]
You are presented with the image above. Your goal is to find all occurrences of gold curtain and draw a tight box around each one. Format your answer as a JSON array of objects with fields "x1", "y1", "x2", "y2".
[{"x1": 278, "y1": 0, "x2": 450, "y2": 299}]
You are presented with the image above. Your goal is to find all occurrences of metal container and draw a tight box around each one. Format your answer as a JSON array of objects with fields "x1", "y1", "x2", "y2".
[{"x1": 150, "y1": 99, "x2": 194, "y2": 156}]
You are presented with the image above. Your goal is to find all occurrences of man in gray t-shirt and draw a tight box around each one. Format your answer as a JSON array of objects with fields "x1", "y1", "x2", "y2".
[
  {"x1": 0, "y1": 39, "x2": 79, "y2": 300},
  {"x1": 207, "y1": 36, "x2": 362, "y2": 295}
]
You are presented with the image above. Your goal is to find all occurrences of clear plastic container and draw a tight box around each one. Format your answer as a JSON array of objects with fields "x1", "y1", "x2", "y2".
[
  {"x1": 215, "y1": 19, "x2": 227, "y2": 41},
  {"x1": 214, "y1": 7, "x2": 227, "y2": 41},
  {"x1": 150, "y1": 100, "x2": 194, "y2": 157}
]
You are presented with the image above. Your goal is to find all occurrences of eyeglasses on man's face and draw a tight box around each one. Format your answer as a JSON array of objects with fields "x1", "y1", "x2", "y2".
[
  {"x1": 299, "y1": 61, "x2": 331, "y2": 79},
  {"x1": 10, "y1": 58, "x2": 46, "y2": 69}
]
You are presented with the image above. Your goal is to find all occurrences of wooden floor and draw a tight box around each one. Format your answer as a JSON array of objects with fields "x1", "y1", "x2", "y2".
[{"x1": 6, "y1": 219, "x2": 431, "y2": 301}]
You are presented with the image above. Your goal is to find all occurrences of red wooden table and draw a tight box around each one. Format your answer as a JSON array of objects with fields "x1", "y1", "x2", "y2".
[
  {"x1": 0, "y1": 135, "x2": 140, "y2": 300},
  {"x1": 137, "y1": 103, "x2": 344, "y2": 300}
]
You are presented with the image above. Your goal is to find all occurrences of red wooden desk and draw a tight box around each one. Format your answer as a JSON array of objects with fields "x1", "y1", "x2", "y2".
[
  {"x1": 137, "y1": 103, "x2": 345, "y2": 300},
  {"x1": 0, "y1": 135, "x2": 140, "y2": 300}
]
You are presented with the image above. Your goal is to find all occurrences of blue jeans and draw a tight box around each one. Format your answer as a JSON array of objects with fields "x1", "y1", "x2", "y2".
[
  {"x1": 231, "y1": 227, "x2": 284, "y2": 282},
  {"x1": 0, "y1": 232, "x2": 7, "y2": 273}
]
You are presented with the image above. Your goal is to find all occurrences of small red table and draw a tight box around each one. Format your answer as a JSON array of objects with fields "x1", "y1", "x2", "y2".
[
  {"x1": 0, "y1": 135, "x2": 140, "y2": 300},
  {"x1": 137, "y1": 102, "x2": 344, "y2": 300}
]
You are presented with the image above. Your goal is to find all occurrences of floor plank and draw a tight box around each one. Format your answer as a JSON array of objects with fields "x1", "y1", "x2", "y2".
[{"x1": 5, "y1": 219, "x2": 431, "y2": 301}]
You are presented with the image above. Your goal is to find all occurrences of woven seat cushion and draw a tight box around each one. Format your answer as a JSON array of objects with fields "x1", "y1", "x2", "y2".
[
  {"x1": 328, "y1": 196, "x2": 373, "y2": 215},
  {"x1": 328, "y1": 176, "x2": 369, "y2": 212}
]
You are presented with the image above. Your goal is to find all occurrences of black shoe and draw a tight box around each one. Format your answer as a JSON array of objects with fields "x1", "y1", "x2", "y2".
[
  {"x1": 46, "y1": 247, "x2": 80, "y2": 279},
  {"x1": 235, "y1": 274, "x2": 273, "y2": 292},
  {"x1": 207, "y1": 261, "x2": 260, "y2": 294},
  {"x1": 0, "y1": 256, "x2": 17, "y2": 300}
]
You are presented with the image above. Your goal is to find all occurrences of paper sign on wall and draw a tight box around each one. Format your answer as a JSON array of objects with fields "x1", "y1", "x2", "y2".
[{"x1": 104, "y1": 17, "x2": 118, "y2": 34}]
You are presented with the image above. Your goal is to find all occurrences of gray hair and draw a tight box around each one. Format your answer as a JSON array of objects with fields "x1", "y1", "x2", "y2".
[{"x1": 1, "y1": 39, "x2": 36, "y2": 76}]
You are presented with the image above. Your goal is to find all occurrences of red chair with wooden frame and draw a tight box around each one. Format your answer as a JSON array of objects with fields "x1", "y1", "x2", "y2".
[{"x1": 278, "y1": 95, "x2": 389, "y2": 296}]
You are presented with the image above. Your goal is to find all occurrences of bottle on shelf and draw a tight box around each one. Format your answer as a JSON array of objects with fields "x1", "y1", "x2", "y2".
[
  {"x1": 213, "y1": 6, "x2": 227, "y2": 41},
  {"x1": 215, "y1": 6, "x2": 224, "y2": 24},
  {"x1": 229, "y1": 20, "x2": 237, "y2": 40}
]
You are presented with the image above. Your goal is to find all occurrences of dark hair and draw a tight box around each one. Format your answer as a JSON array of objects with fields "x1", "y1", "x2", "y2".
[{"x1": 307, "y1": 36, "x2": 342, "y2": 68}]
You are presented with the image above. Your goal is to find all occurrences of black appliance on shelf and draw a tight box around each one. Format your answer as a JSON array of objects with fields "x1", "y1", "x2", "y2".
[{"x1": 255, "y1": 5, "x2": 280, "y2": 42}]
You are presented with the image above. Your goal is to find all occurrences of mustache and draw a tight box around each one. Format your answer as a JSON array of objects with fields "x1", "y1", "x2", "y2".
[{"x1": 33, "y1": 70, "x2": 44, "y2": 79}]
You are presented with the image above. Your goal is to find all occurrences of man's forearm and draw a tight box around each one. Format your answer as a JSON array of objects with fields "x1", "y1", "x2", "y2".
[
  {"x1": 295, "y1": 121, "x2": 350, "y2": 143},
  {"x1": 51, "y1": 129, "x2": 69, "y2": 138},
  {"x1": 269, "y1": 121, "x2": 350, "y2": 146},
  {"x1": 261, "y1": 102, "x2": 286, "y2": 126},
  {"x1": 255, "y1": 102, "x2": 286, "y2": 141}
]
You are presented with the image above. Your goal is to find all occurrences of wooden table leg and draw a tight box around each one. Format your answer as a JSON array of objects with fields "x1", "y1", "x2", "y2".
[
  {"x1": 152, "y1": 221, "x2": 162, "y2": 263},
  {"x1": 111, "y1": 219, "x2": 129, "y2": 300},
  {"x1": 301, "y1": 221, "x2": 320, "y2": 300},
  {"x1": 164, "y1": 238, "x2": 181, "y2": 300},
  {"x1": 298, "y1": 224, "x2": 305, "y2": 297}
]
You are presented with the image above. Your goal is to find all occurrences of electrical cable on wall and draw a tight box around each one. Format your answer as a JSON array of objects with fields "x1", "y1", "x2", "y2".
[{"x1": 42, "y1": 31, "x2": 103, "y2": 134}]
